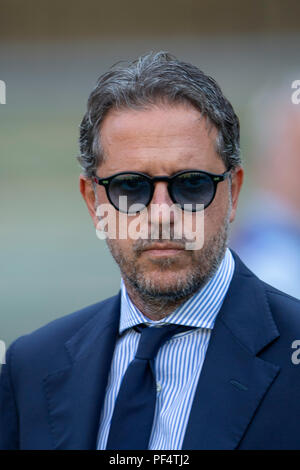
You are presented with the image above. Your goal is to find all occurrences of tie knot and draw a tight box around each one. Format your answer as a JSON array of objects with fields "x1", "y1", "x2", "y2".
[{"x1": 134, "y1": 324, "x2": 193, "y2": 360}]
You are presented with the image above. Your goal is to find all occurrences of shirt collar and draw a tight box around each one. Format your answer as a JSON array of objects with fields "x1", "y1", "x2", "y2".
[{"x1": 119, "y1": 247, "x2": 235, "y2": 334}]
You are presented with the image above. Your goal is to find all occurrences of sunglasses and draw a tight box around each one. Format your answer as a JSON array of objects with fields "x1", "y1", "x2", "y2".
[{"x1": 93, "y1": 169, "x2": 231, "y2": 214}]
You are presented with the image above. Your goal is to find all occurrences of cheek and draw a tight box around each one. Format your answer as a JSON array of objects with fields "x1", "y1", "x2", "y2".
[
  {"x1": 96, "y1": 186, "x2": 110, "y2": 206},
  {"x1": 111, "y1": 238, "x2": 134, "y2": 255},
  {"x1": 103, "y1": 212, "x2": 143, "y2": 252},
  {"x1": 203, "y1": 188, "x2": 230, "y2": 237}
]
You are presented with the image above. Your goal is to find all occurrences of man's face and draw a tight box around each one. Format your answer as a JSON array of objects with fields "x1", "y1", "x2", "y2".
[{"x1": 80, "y1": 102, "x2": 243, "y2": 308}]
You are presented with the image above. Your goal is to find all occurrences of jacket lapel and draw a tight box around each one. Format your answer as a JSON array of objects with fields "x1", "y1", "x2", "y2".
[
  {"x1": 182, "y1": 252, "x2": 281, "y2": 450},
  {"x1": 43, "y1": 293, "x2": 121, "y2": 449}
]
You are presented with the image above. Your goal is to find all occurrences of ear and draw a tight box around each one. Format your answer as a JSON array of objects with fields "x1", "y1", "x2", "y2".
[
  {"x1": 229, "y1": 166, "x2": 244, "y2": 223},
  {"x1": 79, "y1": 175, "x2": 99, "y2": 228}
]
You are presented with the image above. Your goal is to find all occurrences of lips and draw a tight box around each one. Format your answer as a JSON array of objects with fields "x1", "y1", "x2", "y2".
[
  {"x1": 141, "y1": 243, "x2": 185, "y2": 257},
  {"x1": 143, "y1": 243, "x2": 184, "y2": 251}
]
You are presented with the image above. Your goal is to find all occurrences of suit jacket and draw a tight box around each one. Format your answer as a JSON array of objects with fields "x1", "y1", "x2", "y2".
[{"x1": 1, "y1": 251, "x2": 300, "y2": 450}]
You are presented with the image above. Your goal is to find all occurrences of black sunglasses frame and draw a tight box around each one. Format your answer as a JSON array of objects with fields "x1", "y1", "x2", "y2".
[{"x1": 93, "y1": 169, "x2": 231, "y2": 213}]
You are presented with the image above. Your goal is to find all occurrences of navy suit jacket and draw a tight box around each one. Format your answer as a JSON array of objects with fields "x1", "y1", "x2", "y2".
[{"x1": 1, "y1": 251, "x2": 300, "y2": 450}]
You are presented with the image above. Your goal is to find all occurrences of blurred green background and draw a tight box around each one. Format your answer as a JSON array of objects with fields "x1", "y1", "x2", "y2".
[{"x1": 1, "y1": 0, "x2": 300, "y2": 347}]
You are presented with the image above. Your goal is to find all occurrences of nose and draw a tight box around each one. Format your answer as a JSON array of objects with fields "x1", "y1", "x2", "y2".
[
  {"x1": 149, "y1": 182, "x2": 175, "y2": 227},
  {"x1": 151, "y1": 182, "x2": 173, "y2": 206}
]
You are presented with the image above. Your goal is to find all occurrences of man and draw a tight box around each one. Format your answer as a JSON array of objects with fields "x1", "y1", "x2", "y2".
[{"x1": 1, "y1": 52, "x2": 300, "y2": 450}]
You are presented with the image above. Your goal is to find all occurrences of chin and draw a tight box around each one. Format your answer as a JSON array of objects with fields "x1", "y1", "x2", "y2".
[
  {"x1": 140, "y1": 269, "x2": 189, "y2": 288},
  {"x1": 139, "y1": 254, "x2": 189, "y2": 272}
]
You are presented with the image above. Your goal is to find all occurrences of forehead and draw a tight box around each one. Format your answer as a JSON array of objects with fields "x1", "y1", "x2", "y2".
[{"x1": 99, "y1": 102, "x2": 223, "y2": 175}]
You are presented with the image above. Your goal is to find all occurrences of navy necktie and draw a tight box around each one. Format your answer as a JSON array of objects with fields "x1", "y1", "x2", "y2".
[{"x1": 106, "y1": 323, "x2": 193, "y2": 450}]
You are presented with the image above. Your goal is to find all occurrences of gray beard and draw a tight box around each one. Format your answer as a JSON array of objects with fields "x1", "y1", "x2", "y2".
[{"x1": 105, "y1": 210, "x2": 231, "y2": 315}]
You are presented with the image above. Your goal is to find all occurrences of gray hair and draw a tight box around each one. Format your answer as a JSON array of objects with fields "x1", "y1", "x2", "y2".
[{"x1": 78, "y1": 51, "x2": 241, "y2": 178}]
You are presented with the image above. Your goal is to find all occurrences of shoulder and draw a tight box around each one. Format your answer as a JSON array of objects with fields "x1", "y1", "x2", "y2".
[
  {"x1": 6, "y1": 294, "x2": 120, "y2": 373},
  {"x1": 232, "y1": 249, "x2": 300, "y2": 333},
  {"x1": 262, "y1": 281, "x2": 300, "y2": 333}
]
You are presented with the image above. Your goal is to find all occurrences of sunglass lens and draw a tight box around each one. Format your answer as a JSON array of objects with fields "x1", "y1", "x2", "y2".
[
  {"x1": 172, "y1": 172, "x2": 215, "y2": 210},
  {"x1": 109, "y1": 174, "x2": 151, "y2": 213}
]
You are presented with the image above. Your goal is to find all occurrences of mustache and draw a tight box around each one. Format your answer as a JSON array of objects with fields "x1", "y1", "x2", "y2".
[
  {"x1": 132, "y1": 221, "x2": 196, "y2": 253},
  {"x1": 132, "y1": 236, "x2": 190, "y2": 255}
]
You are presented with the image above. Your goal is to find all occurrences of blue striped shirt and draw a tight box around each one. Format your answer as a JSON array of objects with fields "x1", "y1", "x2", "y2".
[{"x1": 97, "y1": 248, "x2": 235, "y2": 449}]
